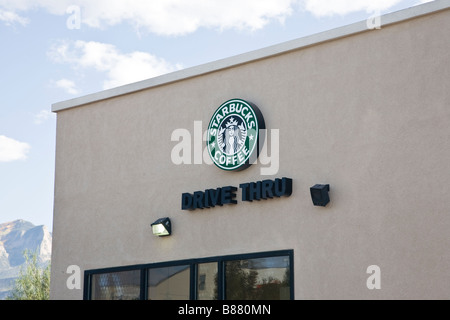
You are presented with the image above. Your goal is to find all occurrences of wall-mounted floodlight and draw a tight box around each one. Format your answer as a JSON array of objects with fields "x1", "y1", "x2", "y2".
[
  {"x1": 310, "y1": 184, "x2": 330, "y2": 207},
  {"x1": 151, "y1": 217, "x2": 172, "y2": 237}
]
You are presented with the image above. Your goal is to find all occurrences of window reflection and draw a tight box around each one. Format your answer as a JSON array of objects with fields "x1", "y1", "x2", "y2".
[
  {"x1": 197, "y1": 262, "x2": 218, "y2": 300},
  {"x1": 147, "y1": 265, "x2": 190, "y2": 300},
  {"x1": 88, "y1": 251, "x2": 293, "y2": 300},
  {"x1": 91, "y1": 269, "x2": 140, "y2": 300},
  {"x1": 225, "y1": 256, "x2": 290, "y2": 300}
]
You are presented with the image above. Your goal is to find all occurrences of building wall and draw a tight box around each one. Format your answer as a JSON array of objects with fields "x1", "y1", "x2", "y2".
[{"x1": 51, "y1": 6, "x2": 450, "y2": 299}]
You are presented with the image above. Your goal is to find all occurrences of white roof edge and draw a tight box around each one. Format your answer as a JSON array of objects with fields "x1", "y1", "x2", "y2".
[{"x1": 52, "y1": 0, "x2": 450, "y2": 112}]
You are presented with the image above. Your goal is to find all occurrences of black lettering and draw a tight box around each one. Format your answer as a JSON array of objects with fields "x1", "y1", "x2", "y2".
[
  {"x1": 204, "y1": 190, "x2": 212, "y2": 208},
  {"x1": 221, "y1": 186, "x2": 237, "y2": 205},
  {"x1": 182, "y1": 177, "x2": 292, "y2": 211},
  {"x1": 240, "y1": 183, "x2": 250, "y2": 201},
  {"x1": 274, "y1": 177, "x2": 293, "y2": 197},
  {"x1": 193, "y1": 191, "x2": 205, "y2": 209},
  {"x1": 181, "y1": 193, "x2": 193, "y2": 210},
  {"x1": 261, "y1": 180, "x2": 274, "y2": 199},
  {"x1": 249, "y1": 181, "x2": 262, "y2": 201},
  {"x1": 206, "y1": 188, "x2": 222, "y2": 207}
]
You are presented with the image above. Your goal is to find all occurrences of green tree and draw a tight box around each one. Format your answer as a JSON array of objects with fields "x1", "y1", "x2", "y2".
[
  {"x1": 6, "y1": 249, "x2": 51, "y2": 300},
  {"x1": 224, "y1": 260, "x2": 259, "y2": 300}
]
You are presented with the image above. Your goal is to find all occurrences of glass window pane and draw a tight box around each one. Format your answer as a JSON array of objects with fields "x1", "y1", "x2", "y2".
[
  {"x1": 197, "y1": 262, "x2": 218, "y2": 300},
  {"x1": 91, "y1": 269, "x2": 141, "y2": 300},
  {"x1": 148, "y1": 265, "x2": 190, "y2": 300},
  {"x1": 225, "y1": 256, "x2": 291, "y2": 300}
]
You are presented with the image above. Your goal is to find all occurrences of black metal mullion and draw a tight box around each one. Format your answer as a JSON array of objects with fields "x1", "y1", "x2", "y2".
[
  {"x1": 190, "y1": 263, "x2": 197, "y2": 300},
  {"x1": 83, "y1": 272, "x2": 90, "y2": 300},
  {"x1": 217, "y1": 260, "x2": 225, "y2": 300},
  {"x1": 140, "y1": 268, "x2": 147, "y2": 300}
]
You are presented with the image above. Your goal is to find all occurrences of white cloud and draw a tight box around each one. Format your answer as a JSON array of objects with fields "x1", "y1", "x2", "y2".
[
  {"x1": 34, "y1": 109, "x2": 53, "y2": 125},
  {"x1": 302, "y1": 0, "x2": 405, "y2": 17},
  {"x1": 1, "y1": 0, "x2": 425, "y2": 34},
  {"x1": 49, "y1": 40, "x2": 182, "y2": 89},
  {"x1": 1, "y1": 1, "x2": 424, "y2": 32},
  {"x1": 0, "y1": 0, "x2": 295, "y2": 35},
  {"x1": 0, "y1": 135, "x2": 30, "y2": 162},
  {"x1": 0, "y1": 8, "x2": 29, "y2": 26},
  {"x1": 54, "y1": 78, "x2": 79, "y2": 95}
]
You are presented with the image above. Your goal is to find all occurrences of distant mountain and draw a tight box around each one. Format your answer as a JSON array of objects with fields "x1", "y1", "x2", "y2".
[{"x1": 0, "y1": 219, "x2": 52, "y2": 299}]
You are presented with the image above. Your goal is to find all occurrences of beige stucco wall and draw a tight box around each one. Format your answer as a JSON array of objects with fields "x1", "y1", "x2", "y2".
[{"x1": 51, "y1": 6, "x2": 450, "y2": 299}]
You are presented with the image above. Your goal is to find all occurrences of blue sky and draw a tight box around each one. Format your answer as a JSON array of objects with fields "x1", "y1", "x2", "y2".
[{"x1": 0, "y1": 0, "x2": 431, "y2": 230}]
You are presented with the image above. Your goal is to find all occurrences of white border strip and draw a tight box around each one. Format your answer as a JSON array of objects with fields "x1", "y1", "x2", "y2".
[{"x1": 52, "y1": 0, "x2": 450, "y2": 112}]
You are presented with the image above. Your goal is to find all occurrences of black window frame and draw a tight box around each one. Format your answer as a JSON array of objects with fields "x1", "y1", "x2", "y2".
[{"x1": 84, "y1": 249, "x2": 294, "y2": 300}]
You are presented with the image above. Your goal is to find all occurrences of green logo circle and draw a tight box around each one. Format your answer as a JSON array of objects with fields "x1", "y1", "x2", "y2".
[{"x1": 207, "y1": 99, "x2": 265, "y2": 171}]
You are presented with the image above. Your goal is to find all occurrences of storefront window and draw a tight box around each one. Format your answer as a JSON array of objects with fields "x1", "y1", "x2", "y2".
[
  {"x1": 225, "y1": 256, "x2": 291, "y2": 300},
  {"x1": 147, "y1": 265, "x2": 190, "y2": 300},
  {"x1": 91, "y1": 269, "x2": 141, "y2": 300},
  {"x1": 86, "y1": 250, "x2": 293, "y2": 300},
  {"x1": 197, "y1": 262, "x2": 218, "y2": 300}
]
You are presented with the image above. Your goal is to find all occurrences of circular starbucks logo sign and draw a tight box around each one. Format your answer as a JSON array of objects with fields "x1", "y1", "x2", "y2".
[{"x1": 207, "y1": 99, "x2": 265, "y2": 171}]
